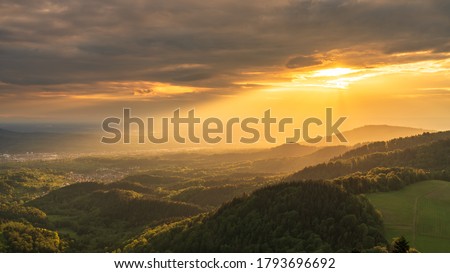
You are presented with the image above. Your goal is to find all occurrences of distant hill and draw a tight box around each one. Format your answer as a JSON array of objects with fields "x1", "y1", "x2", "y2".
[
  {"x1": 0, "y1": 128, "x2": 98, "y2": 153},
  {"x1": 288, "y1": 131, "x2": 450, "y2": 181},
  {"x1": 325, "y1": 125, "x2": 433, "y2": 146},
  {"x1": 0, "y1": 128, "x2": 18, "y2": 137},
  {"x1": 337, "y1": 131, "x2": 450, "y2": 160},
  {"x1": 206, "y1": 143, "x2": 318, "y2": 164},
  {"x1": 0, "y1": 124, "x2": 432, "y2": 154},
  {"x1": 266, "y1": 143, "x2": 317, "y2": 158},
  {"x1": 246, "y1": 145, "x2": 349, "y2": 173}
]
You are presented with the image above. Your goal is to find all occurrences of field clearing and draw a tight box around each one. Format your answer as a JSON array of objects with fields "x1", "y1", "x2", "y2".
[{"x1": 367, "y1": 180, "x2": 450, "y2": 252}]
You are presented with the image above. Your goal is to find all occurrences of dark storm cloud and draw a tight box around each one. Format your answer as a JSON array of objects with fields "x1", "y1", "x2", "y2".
[
  {"x1": 0, "y1": 0, "x2": 449, "y2": 91},
  {"x1": 286, "y1": 56, "x2": 322, "y2": 69}
]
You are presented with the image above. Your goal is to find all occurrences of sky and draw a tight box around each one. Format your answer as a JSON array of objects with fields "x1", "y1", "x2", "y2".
[{"x1": 1, "y1": 0, "x2": 450, "y2": 133}]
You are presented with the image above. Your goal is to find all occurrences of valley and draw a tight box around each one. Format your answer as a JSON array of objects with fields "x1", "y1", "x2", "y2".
[{"x1": 0, "y1": 129, "x2": 449, "y2": 252}]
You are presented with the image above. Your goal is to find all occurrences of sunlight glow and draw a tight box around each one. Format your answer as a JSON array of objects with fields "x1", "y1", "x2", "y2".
[{"x1": 311, "y1": 68, "x2": 357, "y2": 78}]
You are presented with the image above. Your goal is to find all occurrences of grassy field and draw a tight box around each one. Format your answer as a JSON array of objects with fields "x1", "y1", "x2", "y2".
[{"x1": 367, "y1": 180, "x2": 450, "y2": 252}]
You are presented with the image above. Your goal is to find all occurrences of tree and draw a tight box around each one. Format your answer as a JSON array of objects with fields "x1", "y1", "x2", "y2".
[{"x1": 391, "y1": 236, "x2": 410, "y2": 253}]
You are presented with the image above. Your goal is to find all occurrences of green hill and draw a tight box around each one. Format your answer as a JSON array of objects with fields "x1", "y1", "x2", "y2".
[
  {"x1": 0, "y1": 221, "x2": 65, "y2": 252},
  {"x1": 28, "y1": 182, "x2": 203, "y2": 251},
  {"x1": 0, "y1": 169, "x2": 66, "y2": 203},
  {"x1": 123, "y1": 181, "x2": 386, "y2": 252}
]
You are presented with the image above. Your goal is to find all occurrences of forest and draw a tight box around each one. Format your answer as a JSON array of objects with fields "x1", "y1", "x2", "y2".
[{"x1": 0, "y1": 130, "x2": 449, "y2": 252}]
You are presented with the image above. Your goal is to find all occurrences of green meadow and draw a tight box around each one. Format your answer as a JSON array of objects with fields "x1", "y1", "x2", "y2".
[{"x1": 367, "y1": 180, "x2": 450, "y2": 252}]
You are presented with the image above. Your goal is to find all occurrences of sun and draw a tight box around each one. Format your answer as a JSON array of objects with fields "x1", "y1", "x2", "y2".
[
  {"x1": 286, "y1": 67, "x2": 365, "y2": 89},
  {"x1": 291, "y1": 67, "x2": 379, "y2": 89},
  {"x1": 311, "y1": 68, "x2": 357, "y2": 78},
  {"x1": 236, "y1": 66, "x2": 380, "y2": 91}
]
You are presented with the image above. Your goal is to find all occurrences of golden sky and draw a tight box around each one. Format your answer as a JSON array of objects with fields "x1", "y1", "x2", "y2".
[{"x1": 0, "y1": 0, "x2": 449, "y2": 131}]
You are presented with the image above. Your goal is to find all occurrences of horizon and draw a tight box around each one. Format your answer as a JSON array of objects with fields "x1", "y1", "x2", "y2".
[
  {"x1": 0, "y1": 122, "x2": 440, "y2": 151},
  {"x1": 0, "y1": 122, "x2": 438, "y2": 133}
]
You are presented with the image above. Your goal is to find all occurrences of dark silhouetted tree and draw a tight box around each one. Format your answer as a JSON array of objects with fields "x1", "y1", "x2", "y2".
[{"x1": 391, "y1": 236, "x2": 410, "y2": 253}]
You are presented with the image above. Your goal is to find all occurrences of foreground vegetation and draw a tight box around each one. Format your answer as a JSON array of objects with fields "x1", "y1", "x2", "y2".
[
  {"x1": 122, "y1": 181, "x2": 386, "y2": 252},
  {"x1": 0, "y1": 131, "x2": 449, "y2": 252}
]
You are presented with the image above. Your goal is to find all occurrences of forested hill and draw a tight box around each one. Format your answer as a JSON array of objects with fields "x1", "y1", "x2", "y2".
[
  {"x1": 27, "y1": 182, "x2": 203, "y2": 251},
  {"x1": 287, "y1": 132, "x2": 450, "y2": 181},
  {"x1": 122, "y1": 181, "x2": 386, "y2": 253},
  {"x1": 337, "y1": 131, "x2": 450, "y2": 160}
]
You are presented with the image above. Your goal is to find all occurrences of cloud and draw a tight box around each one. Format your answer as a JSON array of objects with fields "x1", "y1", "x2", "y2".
[
  {"x1": 286, "y1": 56, "x2": 322, "y2": 69},
  {"x1": 133, "y1": 88, "x2": 154, "y2": 96},
  {"x1": 1, "y1": 0, "x2": 450, "y2": 116}
]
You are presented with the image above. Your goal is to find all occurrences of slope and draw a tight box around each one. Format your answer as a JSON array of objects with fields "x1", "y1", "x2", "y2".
[
  {"x1": 123, "y1": 181, "x2": 386, "y2": 253},
  {"x1": 288, "y1": 133, "x2": 450, "y2": 181},
  {"x1": 28, "y1": 182, "x2": 203, "y2": 251}
]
